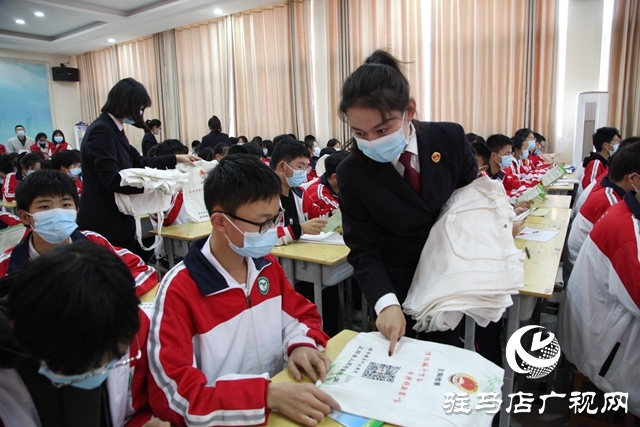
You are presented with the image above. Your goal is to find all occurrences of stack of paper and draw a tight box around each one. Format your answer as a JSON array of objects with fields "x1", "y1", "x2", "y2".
[
  {"x1": 540, "y1": 164, "x2": 567, "y2": 186},
  {"x1": 298, "y1": 231, "x2": 345, "y2": 245}
]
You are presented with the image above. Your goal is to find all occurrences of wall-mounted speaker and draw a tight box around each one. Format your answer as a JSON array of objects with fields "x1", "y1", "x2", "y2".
[{"x1": 52, "y1": 65, "x2": 79, "y2": 82}]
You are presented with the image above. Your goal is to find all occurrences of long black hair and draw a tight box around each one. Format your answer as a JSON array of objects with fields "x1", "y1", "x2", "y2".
[{"x1": 101, "y1": 78, "x2": 151, "y2": 130}]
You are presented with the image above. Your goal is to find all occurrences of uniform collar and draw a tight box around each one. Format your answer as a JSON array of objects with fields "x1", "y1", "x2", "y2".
[
  {"x1": 391, "y1": 122, "x2": 417, "y2": 167},
  {"x1": 107, "y1": 113, "x2": 124, "y2": 132},
  {"x1": 623, "y1": 191, "x2": 640, "y2": 221},
  {"x1": 600, "y1": 175, "x2": 626, "y2": 198},
  {"x1": 320, "y1": 174, "x2": 338, "y2": 198},
  {"x1": 7, "y1": 230, "x2": 86, "y2": 275},
  {"x1": 183, "y1": 237, "x2": 272, "y2": 297}
]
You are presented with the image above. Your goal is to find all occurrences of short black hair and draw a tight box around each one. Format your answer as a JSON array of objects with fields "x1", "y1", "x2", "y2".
[
  {"x1": 208, "y1": 115, "x2": 222, "y2": 133},
  {"x1": 147, "y1": 145, "x2": 159, "y2": 157},
  {"x1": 324, "y1": 152, "x2": 344, "y2": 177},
  {"x1": 204, "y1": 154, "x2": 280, "y2": 215},
  {"x1": 327, "y1": 139, "x2": 340, "y2": 148},
  {"x1": 467, "y1": 133, "x2": 485, "y2": 145},
  {"x1": 533, "y1": 132, "x2": 546, "y2": 143},
  {"x1": 238, "y1": 135, "x2": 249, "y2": 143},
  {"x1": 8, "y1": 241, "x2": 140, "y2": 375},
  {"x1": 270, "y1": 137, "x2": 309, "y2": 169},
  {"x1": 191, "y1": 140, "x2": 200, "y2": 148},
  {"x1": 16, "y1": 169, "x2": 80, "y2": 212},
  {"x1": 593, "y1": 127, "x2": 621, "y2": 151},
  {"x1": 273, "y1": 134, "x2": 290, "y2": 145},
  {"x1": 101, "y1": 78, "x2": 151, "y2": 130},
  {"x1": 319, "y1": 147, "x2": 336, "y2": 158},
  {"x1": 486, "y1": 134, "x2": 513, "y2": 154},
  {"x1": 0, "y1": 155, "x2": 14, "y2": 175},
  {"x1": 263, "y1": 140, "x2": 274, "y2": 156},
  {"x1": 511, "y1": 135, "x2": 527, "y2": 152},
  {"x1": 198, "y1": 147, "x2": 215, "y2": 161},
  {"x1": 243, "y1": 142, "x2": 263, "y2": 158},
  {"x1": 304, "y1": 135, "x2": 316, "y2": 145},
  {"x1": 212, "y1": 143, "x2": 229, "y2": 158},
  {"x1": 51, "y1": 150, "x2": 81, "y2": 170},
  {"x1": 156, "y1": 139, "x2": 188, "y2": 156},
  {"x1": 229, "y1": 137, "x2": 238, "y2": 146},
  {"x1": 619, "y1": 136, "x2": 640, "y2": 149},
  {"x1": 609, "y1": 141, "x2": 640, "y2": 182},
  {"x1": 471, "y1": 142, "x2": 492, "y2": 166},
  {"x1": 228, "y1": 145, "x2": 248, "y2": 155},
  {"x1": 35, "y1": 132, "x2": 47, "y2": 141},
  {"x1": 514, "y1": 128, "x2": 533, "y2": 139},
  {"x1": 15, "y1": 125, "x2": 24, "y2": 131},
  {"x1": 18, "y1": 153, "x2": 42, "y2": 178}
]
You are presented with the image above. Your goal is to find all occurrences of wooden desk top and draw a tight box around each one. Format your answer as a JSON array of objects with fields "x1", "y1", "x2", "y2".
[
  {"x1": 139, "y1": 284, "x2": 159, "y2": 303},
  {"x1": 271, "y1": 242, "x2": 350, "y2": 266},
  {"x1": 0, "y1": 201, "x2": 16, "y2": 209},
  {"x1": 515, "y1": 207, "x2": 571, "y2": 298},
  {"x1": 268, "y1": 330, "x2": 397, "y2": 427},
  {"x1": 533, "y1": 195, "x2": 572, "y2": 209},
  {"x1": 150, "y1": 221, "x2": 211, "y2": 241},
  {"x1": 546, "y1": 171, "x2": 577, "y2": 192}
]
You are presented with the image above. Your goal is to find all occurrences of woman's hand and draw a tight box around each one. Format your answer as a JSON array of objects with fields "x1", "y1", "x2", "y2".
[
  {"x1": 376, "y1": 305, "x2": 406, "y2": 356},
  {"x1": 176, "y1": 154, "x2": 201, "y2": 165}
]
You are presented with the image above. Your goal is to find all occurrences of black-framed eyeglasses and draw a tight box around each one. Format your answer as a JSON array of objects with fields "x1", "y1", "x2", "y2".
[{"x1": 214, "y1": 208, "x2": 284, "y2": 234}]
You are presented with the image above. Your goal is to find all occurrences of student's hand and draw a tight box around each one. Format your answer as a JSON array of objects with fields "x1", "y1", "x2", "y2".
[
  {"x1": 376, "y1": 305, "x2": 406, "y2": 356},
  {"x1": 175, "y1": 154, "x2": 201, "y2": 165},
  {"x1": 512, "y1": 219, "x2": 526, "y2": 237},
  {"x1": 514, "y1": 207, "x2": 528, "y2": 216},
  {"x1": 141, "y1": 419, "x2": 171, "y2": 427},
  {"x1": 288, "y1": 346, "x2": 332, "y2": 383},
  {"x1": 330, "y1": 209, "x2": 340, "y2": 217},
  {"x1": 267, "y1": 382, "x2": 340, "y2": 427},
  {"x1": 301, "y1": 218, "x2": 327, "y2": 235},
  {"x1": 514, "y1": 200, "x2": 533, "y2": 210}
]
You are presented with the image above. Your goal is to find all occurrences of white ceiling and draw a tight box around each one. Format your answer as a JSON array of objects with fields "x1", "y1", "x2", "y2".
[{"x1": 0, "y1": 0, "x2": 276, "y2": 55}]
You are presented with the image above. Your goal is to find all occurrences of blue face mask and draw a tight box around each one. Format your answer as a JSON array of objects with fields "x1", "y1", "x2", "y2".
[
  {"x1": 527, "y1": 140, "x2": 536, "y2": 151},
  {"x1": 498, "y1": 154, "x2": 514, "y2": 169},
  {"x1": 38, "y1": 359, "x2": 118, "y2": 390},
  {"x1": 54, "y1": 136, "x2": 64, "y2": 143},
  {"x1": 354, "y1": 112, "x2": 407, "y2": 163},
  {"x1": 313, "y1": 147, "x2": 321, "y2": 157},
  {"x1": 30, "y1": 208, "x2": 78, "y2": 244},
  {"x1": 284, "y1": 164, "x2": 307, "y2": 188},
  {"x1": 534, "y1": 148, "x2": 541, "y2": 156},
  {"x1": 263, "y1": 148, "x2": 268, "y2": 156},
  {"x1": 521, "y1": 149, "x2": 529, "y2": 160},
  {"x1": 123, "y1": 110, "x2": 143, "y2": 126},
  {"x1": 223, "y1": 214, "x2": 278, "y2": 258},
  {"x1": 609, "y1": 143, "x2": 619, "y2": 156}
]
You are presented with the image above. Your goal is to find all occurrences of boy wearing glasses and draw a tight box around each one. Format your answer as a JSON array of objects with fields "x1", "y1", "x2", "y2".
[
  {"x1": 0, "y1": 242, "x2": 166, "y2": 427},
  {"x1": 147, "y1": 154, "x2": 340, "y2": 427},
  {"x1": 270, "y1": 137, "x2": 329, "y2": 244}
]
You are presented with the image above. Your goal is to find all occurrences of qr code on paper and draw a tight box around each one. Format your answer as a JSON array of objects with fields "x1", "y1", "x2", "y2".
[{"x1": 362, "y1": 362, "x2": 401, "y2": 383}]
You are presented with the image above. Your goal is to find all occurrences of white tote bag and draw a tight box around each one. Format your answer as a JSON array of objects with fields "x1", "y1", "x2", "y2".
[
  {"x1": 319, "y1": 333, "x2": 503, "y2": 427},
  {"x1": 115, "y1": 168, "x2": 188, "y2": 251},
  {"x1": 177, "y1": 160, "x2": 219, "y2": 222}
]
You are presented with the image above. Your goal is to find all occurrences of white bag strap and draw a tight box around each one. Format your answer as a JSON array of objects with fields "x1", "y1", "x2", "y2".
[{"x1": 135, "y1": 212, "x2": 164, "y2": 251}]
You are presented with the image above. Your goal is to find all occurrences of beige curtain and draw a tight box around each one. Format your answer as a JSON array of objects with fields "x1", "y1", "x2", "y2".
[
  {"x1": 231, "y1": 3, "x2": 295, "y2": 139},
  {"x1": 115, "y1": 36, "x2": 160, "y2": 150},
  {"x1": 290, "y1": 0, "x2": 314, "y2": 139},
  {"x1": 77, "y1": 47, "x2": 118, "y2": 124},
  {"x1": 431, "y1": 0, "x2": 557, "y2": 144},
  {"x1": 153, "y1": 31, "x2": 182, "y2": 141},
  {"x1": 608, "y1": 0, "x2": 640, "y2": 137},
  {"x1": 175, "y1": 18, "x2": 230, "y2": 144},
  {"x1": 325, "y1": 0, "x2": 350, "y2": 142}
]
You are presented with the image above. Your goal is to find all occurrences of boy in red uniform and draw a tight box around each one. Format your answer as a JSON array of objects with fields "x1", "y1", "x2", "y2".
[
  {"x1": 307, "y1": 152, "x2": 343, "y2": 213},
  {"x1": 147, "y1": 154, "x2": 339, "y2": 426},
  {"x1": 51, "y1": 150, "x2": 83, "y2": 195},
  {"x1": 579, "y1": 126, "x2": 621, "y2": 192}
]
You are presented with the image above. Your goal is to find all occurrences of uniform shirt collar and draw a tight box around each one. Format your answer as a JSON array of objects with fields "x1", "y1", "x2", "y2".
[
  {"x1": 107, "y1": 113, "x2": 124, "y2": 132},
  {"x1": 391, "y1": 122, "x2": 417, "y2": 167},
  {"x1": 624, "y1": 191, "x2": 640, "y2": 221}
]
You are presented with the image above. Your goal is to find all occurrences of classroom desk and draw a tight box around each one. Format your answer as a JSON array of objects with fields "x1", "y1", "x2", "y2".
[
  {"x1": 267, "y1": 330, "x2": 399, "y2": 427},
  {"x1": 150, "y1": 221, "x2": 211, "y2": 268},
  {"x1": 546, "y1": 171, "x2": 578, "y2": 194},
  {"x1": 271, "y1": 243, "x2": 354, "y2": 322},
  {"x1": 139, "y1": 283, "x2": 159, "y2": 303},
  {"x1": 0, "y1": 200, "x2": 17, "y2": 215},
  {"x1": 533, "y1": 194, "x2": 572, "y2": 209},
  {"x1": 499, "y1": 207, "x2": 571, "y2": 427}
]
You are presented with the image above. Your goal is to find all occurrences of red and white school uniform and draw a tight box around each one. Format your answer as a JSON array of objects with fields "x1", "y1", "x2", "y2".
[
  {"x1": 306, "y1": 173, "x2": 339, "y2": 213},
  {"x1": 277, "y1": 186, "x2": 329, "y2": 244},
  {"x1": 50, "y1": 141, "x2": 71, "y2": 155},
  {"x1": 29, "y1": 141, "x2": 54, "y2": 159},
  {"x1": 528, "y1": 153, "x2": 549, "y2": 170},
  {"x1": 0, "y1": 229, "x2": 158, "y2": 297},
  {"x1": 501, "y1": 161, "x2": 539, "y2": 199},
  {"x1": 147, "y1": 237, "x2": 328, "y2": 427},
  {"x1": 567, "y1": 177, "x2": 625, "y2": 267},
  {"x1": 73, "y1": 177, "x2": 83, "y2": 196},
  {"x1": 0, "y1": 212, "x2": 21, "y2": 229},
  {"x1": 559, "y1": 191, "x2": 640, "y2": 416},
  {"x1": 2, "y1": 172, "x2": 20, "y2": 202},
  {"x1": 579, "y1": 152, "x2": 609, "y2": 193}
]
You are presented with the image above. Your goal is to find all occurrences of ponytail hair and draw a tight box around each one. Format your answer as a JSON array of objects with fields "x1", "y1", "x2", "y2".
[{"x1": 145, "y1": 119, "x2": 161, "y2": 129}]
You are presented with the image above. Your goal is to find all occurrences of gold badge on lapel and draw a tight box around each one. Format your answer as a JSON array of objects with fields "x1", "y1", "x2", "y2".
[{"x1": 431, "y1": 152, "x2": 441, "y2": 163}]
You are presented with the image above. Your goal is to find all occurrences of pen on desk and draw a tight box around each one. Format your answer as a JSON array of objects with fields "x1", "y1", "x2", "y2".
[
  {"x1": 525, "y1": 247, "x2": 531, "y2": 259},
  {"x1": 518, "y1": 230, "x2": 540, "y2": 236}
]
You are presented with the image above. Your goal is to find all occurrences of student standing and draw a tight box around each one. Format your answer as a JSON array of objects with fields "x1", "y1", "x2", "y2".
[
  {"x1": 337, "y1": 50, "x2": 478, "y2": 354},
  {"x1": 78, "y1": 78, "x2": 197, "y2": 257},
  {"x1": 141, "y1": 119, "x2": 162, "y2": 156},
  {"x1": 579, "y1": 127, "x2": 621, "y2": 192},
  {"x1": 7, "y1": 125, "x2": 35, "y2": 154},
  {"x1": 199, "y1": 115, "x2": 230, "y2": 150}
]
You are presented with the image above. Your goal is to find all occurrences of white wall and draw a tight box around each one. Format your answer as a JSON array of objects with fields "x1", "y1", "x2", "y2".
[
  {"x1": 0, "y1": 48, "x2": 81, "y2": 149},
  {"x1": 557, "y1": 0, "x2": 605, "y2": 164}
]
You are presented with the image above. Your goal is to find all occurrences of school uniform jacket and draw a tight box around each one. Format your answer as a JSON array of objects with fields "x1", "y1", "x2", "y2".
[
  {"x1": 29, "y1": 142, "x2": 53, "y2": 159},
  {"x1": 566, "y1": 177, "x2": 625, "y2": 267},
  {"x1": 78, "y1": 112, "x2": 176, "y2": 242},
  {"x1": 0, "y1": 212, "x2": 21, "y2": 229},
  {"x1": 141, "y1": 131, "x2": 158, "y2": 157},
  {"x1": 580, "y1": 152, "x2": 608, "y2": 191},
  {"x1": 528, "y1": 154, "x2": 548, "y2": 170},
  {"x1": 199, "y1": 132, "x2": 230, "y2": 150},
  {"x1": 276, "y1": 186, "x2": 328, "y2": 245},
  {"x1": 0, "y1": 229, "x2": 158, "y2": 297},
  {"x1": 0, "y1": 309, "x2": 152, "y2": 427},
  {"x1": 337, "y1": 120, "x2": 477, "y2": 309},
  {"x1": 306, "y1": 173, "x2": 339, "y2": 214},
  {"x1": 2, "y1": 172, "x2": 21, "y2": 203},
  {"x1": 50, "y1": 141, "x2": 70, "y2": 155},
  {"x1": 147, "y1": 237, "x2": 328, "y2": 427},
  {"x1": 558, "y1": 191, "x2": 640, "y2": 416}
]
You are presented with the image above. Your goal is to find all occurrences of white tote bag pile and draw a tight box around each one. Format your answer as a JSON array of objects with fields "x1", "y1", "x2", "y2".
[
  {"x1": 403, "y1": 177, "x2": 524, "y2": 333},
  {"x1": 114, "y1": 168, "x2": 188, "y2": 250},
  {"x1": 176, "y1": 160, "x2": 219, "y2": 222},
  {"x1": 319, "y1": 332, "x2": 504, "y2": 427}
]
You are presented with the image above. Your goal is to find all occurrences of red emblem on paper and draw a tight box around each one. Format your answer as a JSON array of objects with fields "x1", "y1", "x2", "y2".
[
  {"x1": 449, "y1": 373, "x2": 478, "y2": 394},
  {"x1": 431, "y1": 152, "x2": 441, "y2": 163}
]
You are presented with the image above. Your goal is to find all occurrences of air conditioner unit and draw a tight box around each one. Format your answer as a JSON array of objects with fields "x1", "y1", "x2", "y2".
[{"x1": 573, "y1": 92, "x2": 609, "y2": 167}]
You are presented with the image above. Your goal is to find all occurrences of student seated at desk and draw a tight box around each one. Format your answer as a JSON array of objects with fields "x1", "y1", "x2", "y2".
[
  {"x1": 3, "y1": 153, "x2": 42, "y2": 203},
  {"x1": 0, "y1": 170, "x2": 158, "y2": 297},
  {"x1": 147, "y1": 154, "x2": 339, "y2": 427},
  {"x1": 529, "y1": 132, "x2": 551, "y2": 170},
  {"x1": 567, "y1": 142, "x2": 640, "y2": 269},
  {"x1": 579, "y1": 126, "x2": 620, "y2": 193},
  {"x1": 51, "y1": 150, "x2": 83, "y2": 195},
  {"x1": 558, "y1": 189, "x2": 640, "y2": 416},
  {"x1": 270, "y1": 137, "x2": 328, "y2": 244},
  {"x1": 307, "y1": 151, "x2": 343, "y2": 213},
  {"x1": 485, "y1": 135, "x2": 533, "y2": 210},
  {"x1": 0, "y1": 242, "x2": 167, "y2": 427}
]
